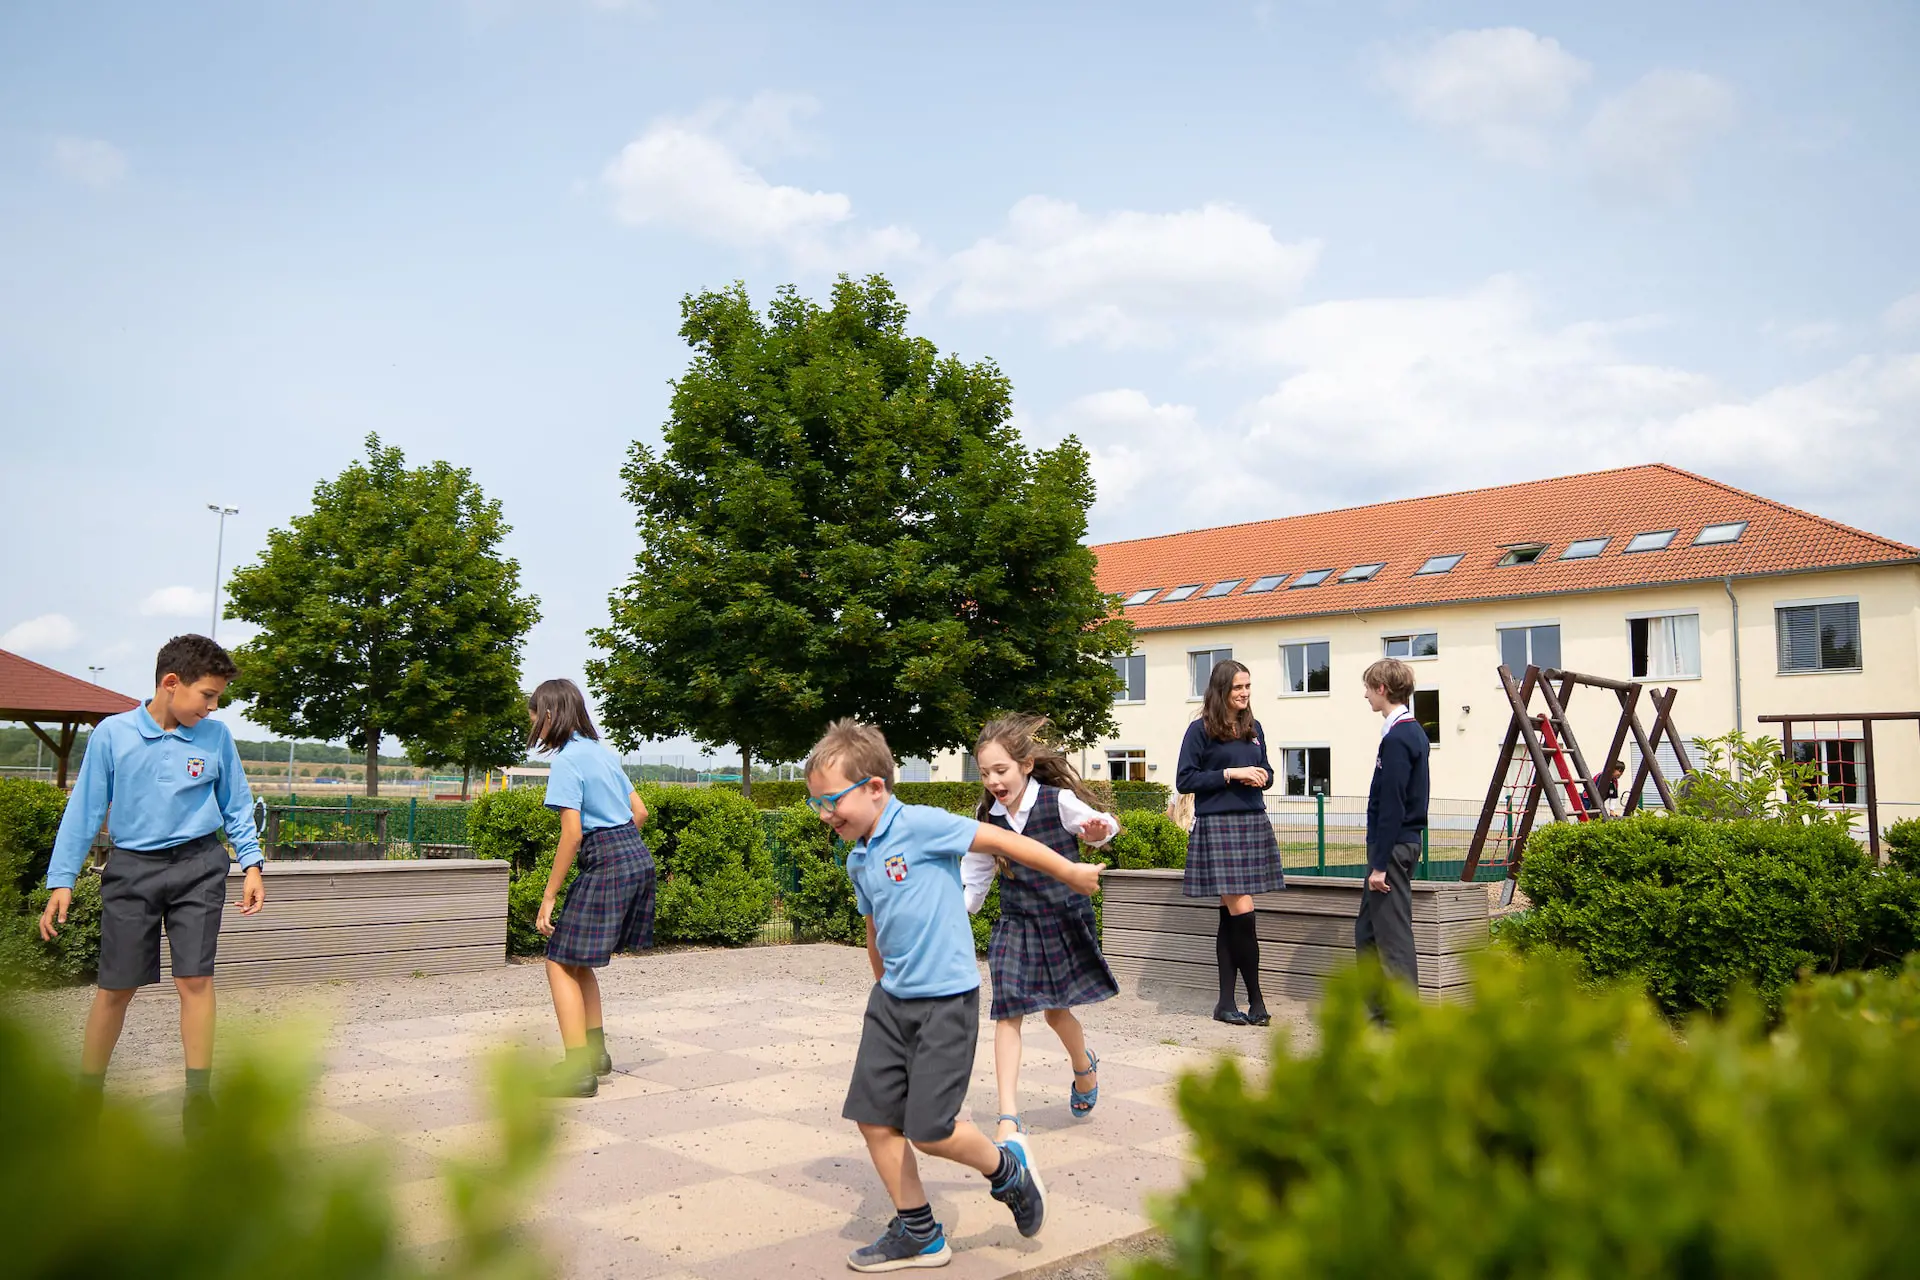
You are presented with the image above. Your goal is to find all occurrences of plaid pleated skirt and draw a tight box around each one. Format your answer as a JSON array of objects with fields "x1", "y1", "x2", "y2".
[
  {"x1": 987, "y1": 899, "x2": 1120, "y2": 1020},
  {"x1": 1183, "y1": 810, "x2": 1285, "y2": 898},
  {"x1": 546, "y1": 821, "x2": 656, "y2": 968}
]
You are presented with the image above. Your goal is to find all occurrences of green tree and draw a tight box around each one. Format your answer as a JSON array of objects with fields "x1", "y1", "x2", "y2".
[
  {"x1": 588, "y1": 276, "x2": 1131, "y2": 793},
  {"x1": 407, "y1": 693, "x2": 529, "y2": 799},
  {"x1": 225, "y1": 435, "x2": 540, "y2": 796}
]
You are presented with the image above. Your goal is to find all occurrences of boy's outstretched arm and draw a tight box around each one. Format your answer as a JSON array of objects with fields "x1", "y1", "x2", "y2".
[{"x1": 969, "y1": 824, "x2": 1103, "y2": 896}]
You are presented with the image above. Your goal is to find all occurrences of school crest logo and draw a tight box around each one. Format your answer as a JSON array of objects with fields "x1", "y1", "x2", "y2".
[
  {"x1": 186, "y1": 757, "x2": 205, "y2": 779},
  {"x1": 884, "y1": 855, "x2": 909, "y2": 883}
]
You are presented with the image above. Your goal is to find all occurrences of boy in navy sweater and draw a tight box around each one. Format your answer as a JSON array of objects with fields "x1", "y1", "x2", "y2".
[{"x1": 1360, "y1": 658, "x2": 1428, "y2": 987}]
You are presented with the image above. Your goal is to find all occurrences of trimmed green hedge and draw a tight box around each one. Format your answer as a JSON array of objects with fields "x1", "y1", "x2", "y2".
[
  {"x1": 0, "y1": 780, "x2": 99, "y2": 987},
  {"x1": 1503, "y1": 812, "x2": 1920, "y2": 1016},
  {"x1": 1888, "y1": 817, "x2": 1920, "y2": 875},
  {"x1": 1135, "y1": 951, "x2": 1920, "y2": 1280}
]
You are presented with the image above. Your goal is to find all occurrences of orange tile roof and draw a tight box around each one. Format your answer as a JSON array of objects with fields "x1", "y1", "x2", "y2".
[
  {"x1": 1094, "y1": 464, "x2": 1918, "y2": 632},
  {"x1": 0, "y1": 649, "x2": 139, "y2": 721}
]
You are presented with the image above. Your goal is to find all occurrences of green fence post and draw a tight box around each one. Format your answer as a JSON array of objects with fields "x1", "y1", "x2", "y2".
[
  {"x1": 1315, "y1": 791, "x2": 1326, "y2": 875},
  {"x1": 408, "y1": 797, "x2": 417, "y2": 845}
]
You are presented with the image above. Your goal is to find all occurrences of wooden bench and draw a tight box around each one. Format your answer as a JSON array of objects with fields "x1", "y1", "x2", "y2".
[
  {"x1": 160, "y1": 859, "x2": 509, "y2": 988},
  {"x1": 1102, "y1": 869, "x2": 1490, "y2": 1003}
]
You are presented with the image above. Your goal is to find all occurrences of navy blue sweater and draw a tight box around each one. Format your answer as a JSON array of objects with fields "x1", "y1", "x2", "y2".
[
  {"x1": 1176, "y1": 718, "x2": 1276, "y2": 816},
  {"x1": 1367, "y1": 719, "x2": 1430, "y2": 872}
]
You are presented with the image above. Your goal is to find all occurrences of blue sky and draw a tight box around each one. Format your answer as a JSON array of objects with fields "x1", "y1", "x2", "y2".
[{"x1": 3, "y1": 1, "x2": 1917, "y2": 755}]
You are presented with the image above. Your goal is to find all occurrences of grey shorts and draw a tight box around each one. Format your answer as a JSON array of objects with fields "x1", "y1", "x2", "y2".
[
  {"x1": 97, "y1": 832, "x2": 230, "y2": 989},
  {"x1": 842, "y1": 984, "x2": 980, "y2": 1143}
]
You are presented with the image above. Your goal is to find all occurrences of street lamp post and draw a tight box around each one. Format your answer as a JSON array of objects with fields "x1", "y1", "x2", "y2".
[
  {"x1": 207, "y1": 504, "x2": 240, "y2": 640},
  {"x1": 87, "y1": 665, "x2": 105, "y2": 683}
]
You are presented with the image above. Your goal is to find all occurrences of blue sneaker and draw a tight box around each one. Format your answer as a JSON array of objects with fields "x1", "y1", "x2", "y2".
[
  {"x1": 847, "y1": 1217, "x2": 952, "y2": 1271},
  {"x1": 989, "y1": 1139, "x2": 1046, "y2": 1238}
]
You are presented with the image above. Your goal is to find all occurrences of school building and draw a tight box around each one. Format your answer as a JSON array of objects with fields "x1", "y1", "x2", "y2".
[{"x1": 930, "y1": 464, "x2": 1920, "y2": 825}]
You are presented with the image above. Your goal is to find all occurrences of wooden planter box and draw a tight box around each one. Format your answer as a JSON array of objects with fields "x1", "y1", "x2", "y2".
[
  {"x1": 1102, "y1": 869, "x2": 1490, "y2": 1003},
  {"x1": 160, "y1": 859, "x2": 509, "y2": 988}
]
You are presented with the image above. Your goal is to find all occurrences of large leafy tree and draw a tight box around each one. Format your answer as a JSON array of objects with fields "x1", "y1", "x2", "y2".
[
  {"x1": 406, "y1": 696, "x2": 531, "y2": 799},
  {"x1": 589, "y1": 275, "x2": 1131, "y2": 793},
  {"x1": 225, "y1": 435, "x2": 541, "y2": 796}
]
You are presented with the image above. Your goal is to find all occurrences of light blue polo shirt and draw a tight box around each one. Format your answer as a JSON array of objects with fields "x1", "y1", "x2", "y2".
[
  {"x1": 543, "y1": 735, "x2": 636, "y2": 831},
  {"x1": 846, "y1": 797, "x2": 982, "y2": 999},
  {"x1": 47, "y1": 704, "x2": 263, "y2": 891}
]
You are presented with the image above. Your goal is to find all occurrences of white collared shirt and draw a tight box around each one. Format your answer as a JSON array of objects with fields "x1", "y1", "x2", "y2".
[
  {"x1": 961, "y1": 776, "x2": 1115, "y2": 913},
  {"x1": 1381, "y1": 704, "x2": 1416, "y2": 739}
]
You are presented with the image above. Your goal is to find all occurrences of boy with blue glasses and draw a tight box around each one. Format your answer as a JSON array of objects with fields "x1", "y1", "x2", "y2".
[{"x1": 806, "y1": 719, "x2": 1103, "y2": 1272}]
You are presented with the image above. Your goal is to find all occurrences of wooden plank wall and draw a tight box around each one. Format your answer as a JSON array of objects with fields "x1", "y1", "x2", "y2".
[
  {"x1": 160, "y1": 859, "x2": 510, "y2": 988},
  {"x1": 1102, "y1": 869, "x2": 1490, "y2": 1003}
]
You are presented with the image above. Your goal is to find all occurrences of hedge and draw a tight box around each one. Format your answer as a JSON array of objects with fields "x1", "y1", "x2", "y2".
[
  {"x1": 468, "y1": 784, "x2": 776, "y2": 954},
  {"x1": 1502, "y1": 812, "x2": 1920, "y2": 1016},
  {"x1": 1133, "y1": 950, "x2": 1920, "y2": 1280},
  {"x1": 0, "y1": 1004, "x2": 555, "y2": 1278},
  {"x1": 1889, "y1": 817, "x2": 1920, "y2": 875}
]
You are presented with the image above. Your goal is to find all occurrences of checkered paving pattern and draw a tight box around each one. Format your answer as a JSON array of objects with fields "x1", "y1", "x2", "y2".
[{"x1": 108, "y1": 949, "x2": 1243, "y2": 1279}]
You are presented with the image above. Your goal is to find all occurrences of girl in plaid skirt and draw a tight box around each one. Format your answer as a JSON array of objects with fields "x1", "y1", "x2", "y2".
[
  {"x1": 527, "y1": 679, "x2": 657, "y2": 1098},
  {"x1": 1177, "y1": 659, "x2": 1283, "y2": 1027},
  {"x1": 962, "y1": 715, "x2": 1120, "y2": 1147}
]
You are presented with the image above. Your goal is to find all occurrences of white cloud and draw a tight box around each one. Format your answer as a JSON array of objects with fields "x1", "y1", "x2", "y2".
[
  {"x1": 1, "y1": 614, "x2": 81, "y2": 655},
  {"x1": 1584, "y1": 70, "x2": 1737, "y2": 201},
  {"x1": 601, "y1": 94, "x2": 919, "y2": 270},
  {"x1": 48, "y1": 136, "x2": 129, "y2": 189},
  {"x1": 1769, "y1": 320, "x2": 1845, "y2": 351},
  {"x1": 140, "y1": 585, "x2": 214, "y2": 618},
  {"x1": 945, "y1": 198, "x2": 1321, "y2": 345},
  {"x1": 1376, "y1": 27, "x2": 1591, "y2": 163},
  {"x1": 1885, "y1": 291, "x2": 1920, "y2": 333}
]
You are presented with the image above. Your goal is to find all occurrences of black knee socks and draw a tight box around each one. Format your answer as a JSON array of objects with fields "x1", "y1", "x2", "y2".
[
  {"x1": 1228, "y1": 911, "x2": 1266, "y2": 1014},
  {"x1": 1215, "y1": 907, "x2": 1238, "y2": 1012}
]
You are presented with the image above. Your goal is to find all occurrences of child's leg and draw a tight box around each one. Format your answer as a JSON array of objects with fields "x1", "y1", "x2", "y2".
[
  {"x1": 911, "y1": 1119, "x2": 1002, "y2": 1178},
  {"x1": 174, "y1": 976, "x2": 215, "y2": 1070},
  {"x1": 80, "y1": 987, "x2": 138, "y2": 1075},
  {"x1": 1042, "y1": 1007, "x2": 1093, "y2": 1084},
  {"x1": 580, "y1": 964, "x2": 604, "y2": 1035},
  {"x1": 860, "y1": 1122, "x2": 929, "y2": 1210},
  {"x1": 992, "y1": 1016, "x2": 1024, "y2": 1141},
  {"x1": 545, "y1": 959, "x2": 589, "y2": 1049}
]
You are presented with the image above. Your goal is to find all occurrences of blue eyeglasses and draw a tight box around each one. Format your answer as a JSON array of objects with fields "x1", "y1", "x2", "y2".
[{"x1": 806, "y1": 777, "x2": 874, "y2": 814}]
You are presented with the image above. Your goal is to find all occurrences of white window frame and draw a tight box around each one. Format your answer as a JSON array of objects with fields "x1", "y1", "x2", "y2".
[
  {"x1": 1104, "y1": 747, "x2": 1148, "y2": 783},
  {"x1": 1625, "y1": 609, "x2": 1703, "y2": 681},
  {"x1": 1774, "y1": 597, "x2": 1863, "y2": 676},
  {"x1": 1410, "y1": 687, "x2": 1442, "y2": 750},
  {"x1": 1276, "y1": 743, "x2": 1333, "y2": 798},
  {"x1": 1382, "y1": 631, "x2": 1440, "y2": 661},
  {"x1": 1187, "y1": 647, "x2": 1234, "y2": 701},
  {"x1": 1496, "y1": 620, "x2": 1563, "y2": 681},
  {"x1": 1108, "y1": 652, "x2": 1147, "y2": 704},
  {"x1": 1559, "y1": 537, "x2": 1610, "y2": 560},
  {"x1": 1624, "y1": 529, "x2": 1678, "y2": 554},
  {"x1": 1277, "y1": 638, "x2": 1332, "y2": 698}
]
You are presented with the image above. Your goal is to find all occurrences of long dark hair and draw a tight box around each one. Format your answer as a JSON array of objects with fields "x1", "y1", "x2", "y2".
[
  {"x1": 971, "y1": 714, "x2": 1110, "y2": 822},
  {"x1": 1201, "y1": 659, "x2": 1256, "y2": 742},
  {"x1": 527, "y1": 678, "x2": 599, "y2": 752}
]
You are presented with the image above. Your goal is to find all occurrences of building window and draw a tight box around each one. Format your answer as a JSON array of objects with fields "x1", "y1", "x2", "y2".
[
  {"x1": 1499, "y1": 544, "x2": 1547, "y2": 566},
  {"x1": 1693, "y1": 521, "x2": 1748, "y2": 546},
  {"x1": 1189, "y1": 648, "x2": 1233, "y2": 698},
  {"x1": 1280, "y1": 641, "x2": 1331, "y2": 695},
  {"x1": 1281, "y1": 747, "x2": 1332, "y2": 797},
  {"x1": 1629, "y1": 613, "x2": 1701, "y2": 679},
  {"x1": 1384, "y1": 632, "x2": 1439, "y2": 659},
  {"x1": 1625, "y1": 529, "x2": 1677, "y2": 553},
  {"x1": 1560, "y1": 537, "x2": 1609, "y2": 560},
  {"x1": 1122, "y1": 588, "x2": 1161, "y2": 606},
  {"x1": 1163, "y1": 583, "x2": 1202, "y2": 603},
  {"x1": 1777, "y1": 601, "x2": 1861, "y2": 673},
  {"x1": 1291, "y1": 568, "x2": 1333, "y2": 588},
  {"x1": 898, "y1": 758, "x2": 932, "y2": 784},
  {"x1": 1339, "y1": 563, "x2": 1384, "y2": 583},
  {"x1": 1411, "y1": 689, "x2": 1440, "y2": 746},
  {"x1": 1498, "y1": 624, "x2": 1561, "y2": 674},
  {"x1": 1106, "y1": 749, "x2": 1147, "y2": 783},
  {"x1": 1416, "y1": 554, "x2": 1463, "y2": 575},
  {"x1": 1108, "y1": 653, "x2": 1146, "y2": 702},
  {"x1": 1203, "y1": 579, "x2": 1242, "y2": 598},
  {"x1": 1792, "y1": 739, "x2": 1861, "y2": 805},
  {"x1": 962, "y1": 754, "x2": 981, "y2": 783},
  {"x1": 1245, "y1": 574, "x2": 1287, "y2": 593}
]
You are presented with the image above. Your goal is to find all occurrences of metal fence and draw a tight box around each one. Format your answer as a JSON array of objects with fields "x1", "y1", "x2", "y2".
[
  {"x1": 1268, "y1": 794, "x2": 1513, "y2": 883},
  {"x1": 265, "y1": 796, "x2": 471, "y2": 859}
]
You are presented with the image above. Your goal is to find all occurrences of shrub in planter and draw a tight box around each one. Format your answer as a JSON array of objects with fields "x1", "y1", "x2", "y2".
[
  {"x1": 1503, "y1": 812, "x2": 1920, "y2": 1016},
  {"x1": 637, "y1": 785, "x2": 775, "y2": 947},
  {"x1": 1109, "y1": 809, "x2": 1188, "y2": 870},
  {"x1": 467, "y1": 787, "x2": 559, "y2": 877},
  {"x1": 0, "y1": 778, "x2": 68, "y2": 899},
  {"x1": 1134, "y1": 951, "x2": 1920, "y2": 1280}
]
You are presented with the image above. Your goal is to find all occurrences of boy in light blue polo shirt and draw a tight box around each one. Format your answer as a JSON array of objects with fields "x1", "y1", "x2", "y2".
[
  {"x1": 40, "y1": 634, "x2": 266, "y2": 1138},
  {"x1": 806, "y1": 719, "x2": 1103, "y2": 1273}
]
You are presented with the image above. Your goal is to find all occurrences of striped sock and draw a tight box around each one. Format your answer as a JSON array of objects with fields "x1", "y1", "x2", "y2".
[
  {"x1": 898, "y1": 1203, "x2": 937, "y2": 1241},
  {"x1": 989, "y1": 1145, "x2": 1018, "y2": 1190}
]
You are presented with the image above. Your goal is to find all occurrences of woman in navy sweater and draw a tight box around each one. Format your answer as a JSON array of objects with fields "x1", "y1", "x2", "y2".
[{"x1": 1176, "y1": 659, "x2": 1284, "y2": 1026}]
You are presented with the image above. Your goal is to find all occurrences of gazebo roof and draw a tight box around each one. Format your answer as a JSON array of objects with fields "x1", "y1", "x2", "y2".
[{"x1": 0, "y1": 649, "x2": 139, "y2": 724}]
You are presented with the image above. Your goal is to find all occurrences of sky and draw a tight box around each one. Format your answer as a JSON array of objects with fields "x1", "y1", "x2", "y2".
[{"x1": 2, "y1": 0, "x2": 1917, "y2": 757}]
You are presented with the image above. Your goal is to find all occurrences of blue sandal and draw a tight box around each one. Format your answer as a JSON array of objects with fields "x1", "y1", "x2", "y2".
[{"x1": 1070, "y1": 1050, "x2": 1100, "y2": 1119}]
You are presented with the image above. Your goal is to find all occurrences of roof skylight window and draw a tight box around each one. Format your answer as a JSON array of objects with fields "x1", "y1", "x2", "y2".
[
  {"x1": 1560, "y1": 538, "x2": 1609, "y2": 561},
  {"x1": 1290, "y1": 568, "x2": 1333, "y2": 588},
  {"x1": 1693, "y1": 521, "x2": 1748, "y2": 546},
  {"x1": 1122, "y1": 588, "x2": 1160, "y2": 606},
  {"x1": 1203, "y1": 579, "x2": 1242, "y2": 598},
  {"x1": 1415, "y1": 554, "x2": 1464, "y2": 575},
  {"x1": 1244, "y1": 574, "x2": 1288, "y2": 594},
  {"x1": 1162, "y1": 583, "x2": 1203, "y2": 602},
  {"x1": 1499, "y1": 544, "x2": 1548, "y2": 567},
  {"x1": 1624, "y1": 530, "x2": 1677, "y2": 553},
  {"x1": 1339, "y1": 563, "x2": 1384, "y2": 583}
]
